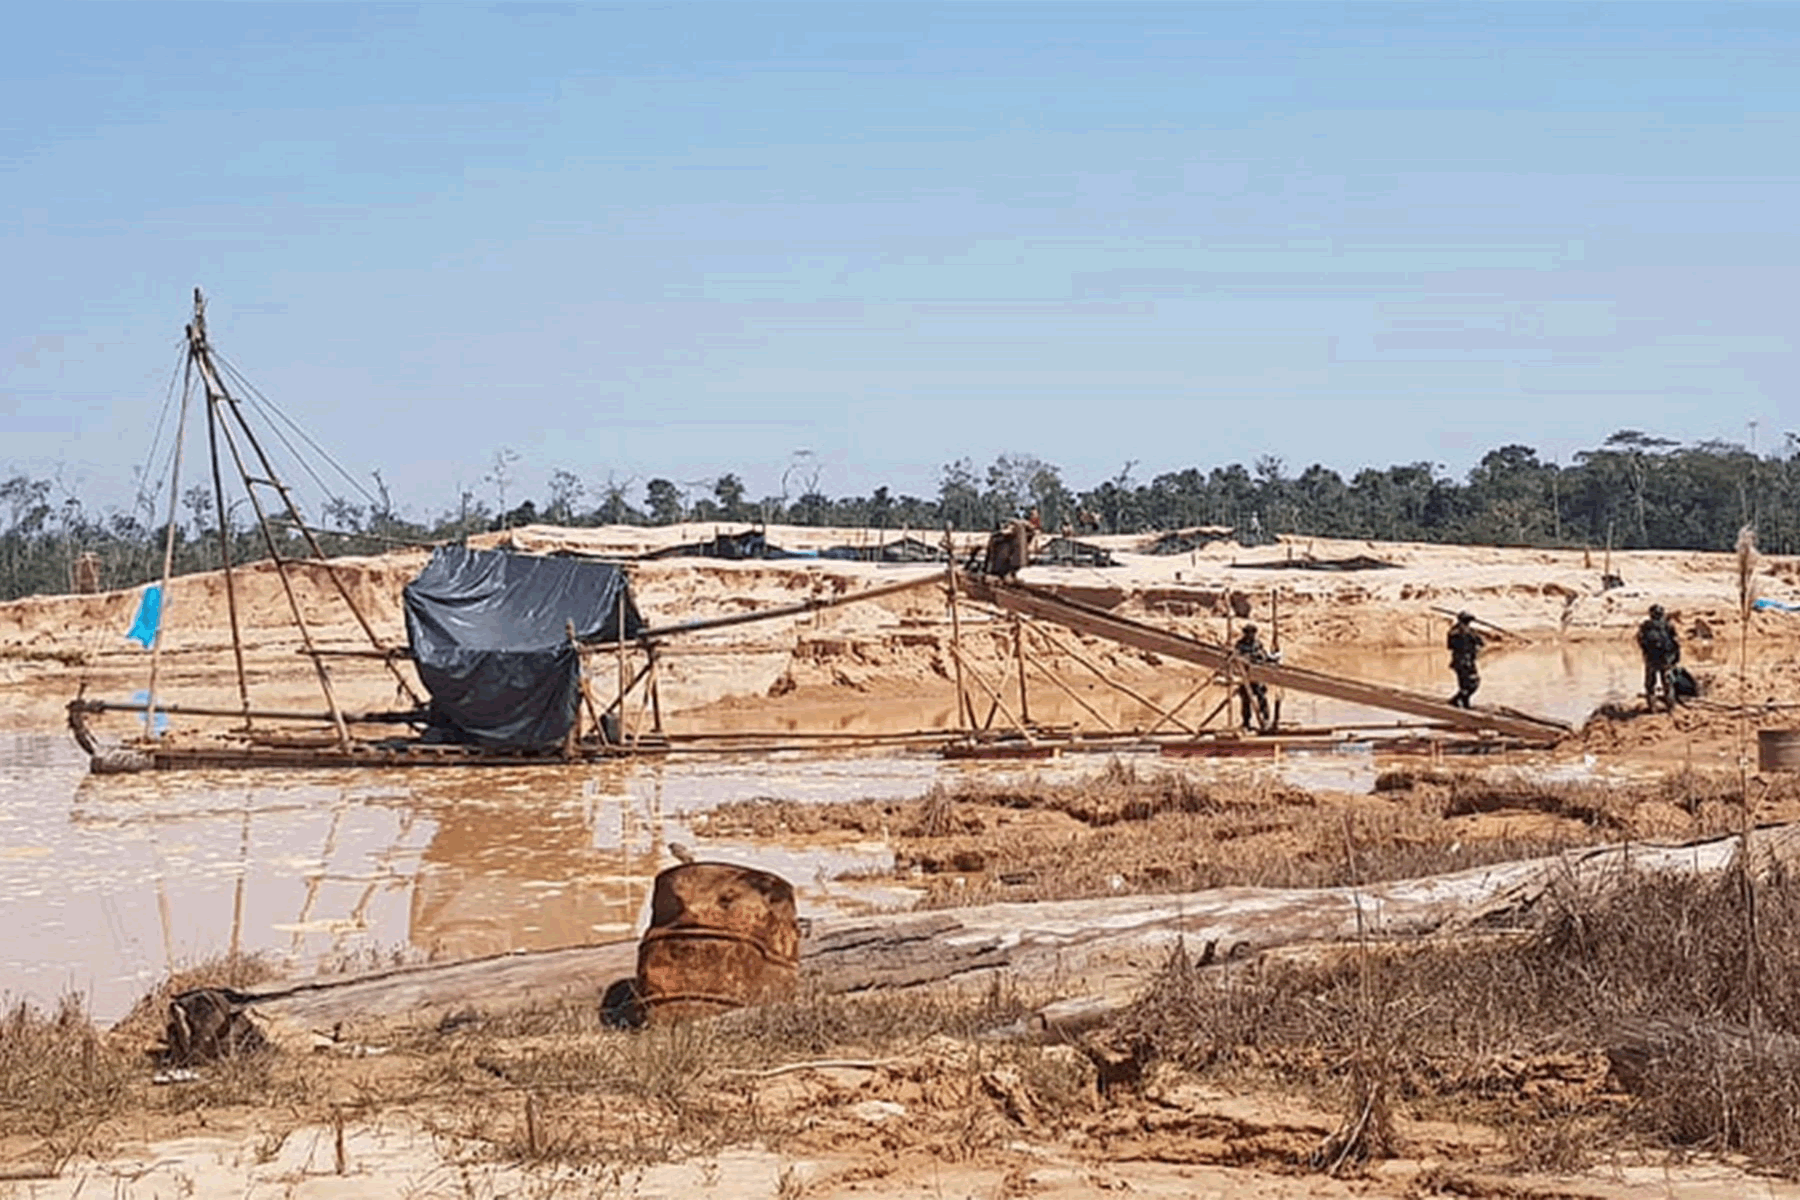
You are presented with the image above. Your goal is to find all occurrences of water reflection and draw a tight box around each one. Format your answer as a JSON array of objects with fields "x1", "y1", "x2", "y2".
[
  {"x1": 3, "y1": 740, "x2": 930, "y2": 1021},
  {"x1": 1294, "y1": 641, "x2": 1644, "y2": 727},
  {"x1": 689, "y1": 640, "x2": 1640, "y2": 737}
]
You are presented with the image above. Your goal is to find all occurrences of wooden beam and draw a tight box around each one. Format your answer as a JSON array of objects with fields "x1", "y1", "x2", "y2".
[
  {"x1": 73, "y1": 698, "x2": 421, "y2": 724},
  {"x1": 628, "y1": 572, "x2": 941, "y2": 641},
  {"x1": 1030, "y1": 622, "x2": 1201, "y2": 736},
  {"x1": 1020, "y1": 627, "x2": 1119, "y2": 732},
  {"x1": 944, "y1": 560, "x2": 974, "y2": 731},
  {"x1": 947, "y1": 643, "x2": 1035, "y2": 744}
]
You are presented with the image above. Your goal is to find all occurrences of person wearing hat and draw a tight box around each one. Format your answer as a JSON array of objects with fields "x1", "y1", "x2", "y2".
[
  {"x1": 1636, "y1": 603, "x2": 1681, "y2": 712},
  {"x1": 1447, "y1": 611, "x2": 1484, "y2": 709},
  {"x1": 1233, "y1": 622, "x2": 1277, "y2": 731}
]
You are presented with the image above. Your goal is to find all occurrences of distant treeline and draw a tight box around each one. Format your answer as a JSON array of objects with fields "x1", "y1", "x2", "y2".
[{"x1": 0, "y1": 430, "x2": 1789, "y2": 602}]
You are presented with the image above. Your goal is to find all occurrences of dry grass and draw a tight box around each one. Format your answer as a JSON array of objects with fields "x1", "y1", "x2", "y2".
[
  {"x1": 1116, "y1": 866, "x2": 1800, "y2": 1174},
  {"x1": 0, "y1": 944, "x2": 1067, "y2": 1178},
  {"x1": 706, "y1": 760, "x2": 1773, "y2": 909},
  {"x1": 0, "y1": 954, "x2": 327, "y2": 1173},
  {"x1": 18, "y1": 765, "x2": 1800, "y2": 1181},
  {"x1": 380, "y1": 976, "x2": 1043, "y2": 1168},
  {"x1": 0, "y1": 995, "x2": 131, "y2": 1169}
]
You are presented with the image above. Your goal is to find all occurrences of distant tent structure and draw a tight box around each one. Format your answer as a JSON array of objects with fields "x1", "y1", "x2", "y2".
[
  {"x1": 404, "y1": 546, "x2": 644, "y2": 750},
  {"x1": 639, "y1": 529, "x2": 805, "y2": 561},
  {"x1": 1031, "y1": 536, "x2": 1118, "y2": 568},
  {"x1": 1142, "y1": 527, "x2": 1237, "y2": 555},
  {"x1": 820, "y1": 536, "x2": 948, "y2": 564},
  {"x1": 1231, "y1": 554, "x2": 1399, "y2": 573}
]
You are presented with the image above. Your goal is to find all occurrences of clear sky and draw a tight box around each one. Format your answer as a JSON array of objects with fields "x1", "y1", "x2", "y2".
[{"x1": 3, "y1": 3, "x2": 1797, "y2": 519}]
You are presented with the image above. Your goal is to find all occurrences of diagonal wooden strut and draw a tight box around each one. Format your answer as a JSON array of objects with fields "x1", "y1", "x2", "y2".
[
  {"x1": 959, "y1": 574, "x2": 1568, "y2": 743},
  {"x1": 187, "y1": 298, "x2": 422, "y2": 709}
]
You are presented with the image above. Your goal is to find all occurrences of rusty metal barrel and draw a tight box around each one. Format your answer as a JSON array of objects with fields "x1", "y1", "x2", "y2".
[
  {"x1": 1759, "y1": 729, "x2": 1800, "y2": 772},
  {"x1": 636, "y1": 862, "x2": 799, "y2": 1023}
]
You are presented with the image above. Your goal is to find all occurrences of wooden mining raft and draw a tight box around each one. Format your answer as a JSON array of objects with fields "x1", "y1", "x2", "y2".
[{"x1": 68, "y1": 293, "x2": 1569, "y2": 773}]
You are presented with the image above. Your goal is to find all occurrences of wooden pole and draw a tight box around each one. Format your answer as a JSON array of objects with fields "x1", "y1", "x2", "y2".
[
  {"x1": 1142, "y1": 675, "x2": 1212, "y2": 737},
  {"x1": 627, "y1": 572, "x2": 939, "y2": 642},
  {"x1": 1029, "y1": 621, "x2": 1201, "y2": 736},
  {"x1": 1020, "y1": 628, "x2": 1118, "y2": 732},
  {"x1": 206, "y1": 376, "x2": 350, "y2": 746},
  {"x1": 978, "y1": 619, "x2": 1024, "y2": 731},
  {"x1": 229, "y1": 801, "x2": 250, "y2": 959},
  {"x1": 599, "y1": 659, "x2": 654, "y2": 725},
  {"x1": 144, "y1": 335, "x2": 195, "y2": 739},
  {"x1": 576, "y1": 652, "x2": 605, "y2": 744},
  {"x1": 943, "y1": 551, "x2": 973, "y2": 732},
  {"x1": 631, "y1": 646, "x2": 655, "y2": 751},
  {"x1": 948, "y1": 644, "x2": 1035, "y2": 744},
  {"x1": 563, "y1": 620, "x2": 582, "y2": 757},
  {"x1": 73, "y1": 698, "x2": 416, "y2": 723},
  {"x1": 1429, "y1": 606, "x2": 1528, "y2": 643},
  {"x1": 616, "y1": 587, "x2": 629, "y2": 743},
  {"x1": 1013, "y1": 614, "x2": 1031, "y2": 727},
  {"x1": 1270, "y1": 587, "x2": 1284, "y2": 731},
  {"x1": 648, "y1": 643, "x2": 665, "y2": 735},
  {"x1": 1196, "y1": 660, "x2": 1238, "y2": 733},
  {"x1": 148, "y1": 825, "x2": 176, "y2": 975},
  {"x1": 205, "y1": 387, "x2": 252, "y2": 727},
  {"x1": 195, "y1": 330, "x2": 421, "y2": 708}
]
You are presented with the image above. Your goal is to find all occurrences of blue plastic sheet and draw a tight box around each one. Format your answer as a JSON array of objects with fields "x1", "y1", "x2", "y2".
[{"x1": 126, "y1": 585, "x2": 162, "y2": 648}]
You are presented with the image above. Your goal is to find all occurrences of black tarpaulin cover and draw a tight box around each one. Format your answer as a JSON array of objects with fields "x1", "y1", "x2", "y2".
[{"x1": 403, "y1": 546, "x2": 645, "y2": 749}]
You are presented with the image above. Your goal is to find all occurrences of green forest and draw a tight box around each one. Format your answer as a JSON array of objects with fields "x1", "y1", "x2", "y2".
[{"x1": 0, "y1": 430, "x2": 1791, "y2": 602}]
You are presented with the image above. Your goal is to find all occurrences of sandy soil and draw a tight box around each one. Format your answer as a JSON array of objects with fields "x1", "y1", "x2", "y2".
[
  {"x1": 6, "y1": 522, "x2": 1799, "y2": 738},
  {"x1": 16, "y1": 1104, "x2": 1798, "y2": 1200},
  {"x1": 7, "y1": 525, "x2": 1800, "y2": 1197}
]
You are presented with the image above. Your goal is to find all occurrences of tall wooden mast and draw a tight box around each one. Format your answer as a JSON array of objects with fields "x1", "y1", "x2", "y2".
[
  {"x1": 174, "y1": 288, "x2": 426, "y2": 745},
  {"x1": 187, "y1": 289, "x2": 350, "y2": 744}
]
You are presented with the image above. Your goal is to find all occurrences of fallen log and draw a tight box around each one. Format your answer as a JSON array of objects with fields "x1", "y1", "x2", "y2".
[
  {"x1": 221, "y1": 916, "x2": 1016, "y2": 1048},
  {"x1": 198, "y1": 824, "x2": 1800, "y2": 1050},
  {"x1": 1604, "y1": 1015, "x2": 1800, "y2": 1093}
]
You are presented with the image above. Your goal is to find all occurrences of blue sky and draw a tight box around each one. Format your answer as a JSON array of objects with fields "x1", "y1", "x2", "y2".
[{"x1": 3, "y1": 3, "x2": 1797, "y2": 519}]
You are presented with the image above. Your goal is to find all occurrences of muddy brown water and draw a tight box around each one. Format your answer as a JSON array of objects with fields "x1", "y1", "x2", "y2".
[
  {"x1": 2, "y1": 640, "x2": 1649, "y2": 1023},
  {"x1": 706, "y1": 638, "x2": 1652, "y2": 735}
]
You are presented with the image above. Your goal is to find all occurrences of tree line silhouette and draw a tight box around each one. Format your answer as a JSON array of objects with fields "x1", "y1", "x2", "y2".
[{"x1": 1, "y1": 430, "x2": 1792, "y2": 602}]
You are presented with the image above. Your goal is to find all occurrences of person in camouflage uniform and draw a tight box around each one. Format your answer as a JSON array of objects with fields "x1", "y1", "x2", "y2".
[
  {"x1": 1447, "y1": 611, "x2": 1484, "y2": 709},
  {"x1": 1636, "y1": 603, "x2": 1681, "y2": 712},
  {"x1": 1233, "y1": 623, "x2": 1277, "y2": 731}
]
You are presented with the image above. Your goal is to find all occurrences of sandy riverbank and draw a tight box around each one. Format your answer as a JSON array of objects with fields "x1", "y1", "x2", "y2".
[{"x1": 6, "y1": 524, "x2": 1798, "y2": 739}]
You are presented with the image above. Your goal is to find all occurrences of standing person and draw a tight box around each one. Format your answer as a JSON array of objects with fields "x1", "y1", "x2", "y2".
[
  {"x1": 1637, "y1": 603, "x2": 1681, "y2": 712},
  {"x1": 981, "y1": 516, "x2": 1034, "y2": 578},
  {"x1": 1447, "y1": 611, "x2": 1484, "y2": 709},
  {"x1": 1234, "y1": 623, "x2": 1277, "y2": 731}
]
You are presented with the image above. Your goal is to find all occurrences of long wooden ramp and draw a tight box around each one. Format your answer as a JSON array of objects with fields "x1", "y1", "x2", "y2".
[{"x1": 960, "y1": 574, "x2": 1569, "y2": 744}]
